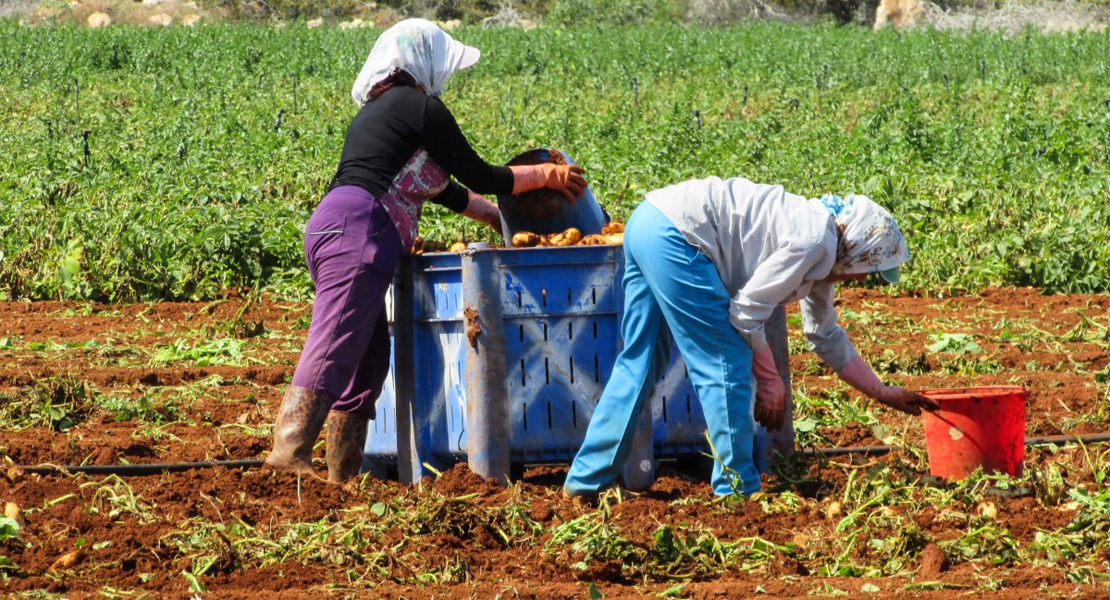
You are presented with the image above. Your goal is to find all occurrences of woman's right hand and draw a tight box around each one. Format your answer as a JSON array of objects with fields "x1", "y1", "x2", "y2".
[
  {"x1": 875, "y1": 386, "x2": 939, "y2": 415},
  {"x1": 540, "y1": 164, "x2": 587, "y2": 202}
]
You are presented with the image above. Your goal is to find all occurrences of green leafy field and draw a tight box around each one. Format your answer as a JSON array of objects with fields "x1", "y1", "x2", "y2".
[{"x1": 2, "y1": 22, "x2": 1109, "y2": 301}]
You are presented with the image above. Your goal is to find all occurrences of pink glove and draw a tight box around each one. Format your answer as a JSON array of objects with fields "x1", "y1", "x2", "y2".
[
  {"x1": 837, "y1": 356, "x2": 939, "y2": 415},
  {"x1": 752, "y1": 345, "x2": 786, "y2": 431}
]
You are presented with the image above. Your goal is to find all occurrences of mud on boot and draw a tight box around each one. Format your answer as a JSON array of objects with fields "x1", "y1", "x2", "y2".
[
  {"x1": 265, "y1": 386, "x2": 332, "y2": 478},
  {"x1": 326, "y1": 410, "x2": 369, "y2": 483}
]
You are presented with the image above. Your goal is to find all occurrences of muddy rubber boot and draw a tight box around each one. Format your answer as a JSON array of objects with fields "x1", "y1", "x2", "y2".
[
  {"x1": 264, "y1": 386, "x2": 332, "y2": 478},
  {"x1": 325, "y1": 410, "x2": 369, "y2": 483}
]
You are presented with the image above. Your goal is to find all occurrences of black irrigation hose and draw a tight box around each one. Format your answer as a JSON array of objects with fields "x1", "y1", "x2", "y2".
[
  {"x1": 18, "y1": 459, "x2": 265, "y2": 476},
  {"x1": 14, "y1": 433, "x2": 1110, "y2": 477}
]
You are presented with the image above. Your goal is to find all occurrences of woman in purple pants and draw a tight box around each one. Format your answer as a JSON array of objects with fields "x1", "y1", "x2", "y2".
[{"x1": 265, "y1": 19, "x2": 587, "y2": 482}]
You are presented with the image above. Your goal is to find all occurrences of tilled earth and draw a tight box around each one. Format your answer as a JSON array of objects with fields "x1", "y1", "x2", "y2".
[{"x1": 1, "y1": 287, "x2": 1109, "y2": 599}]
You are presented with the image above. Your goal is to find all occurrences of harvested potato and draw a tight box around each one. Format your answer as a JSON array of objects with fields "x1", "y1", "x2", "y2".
[
  {"x1": 512, "y1": 227, "x2": 618, "y2": 248},
  {"x1": 602, "y1": 221, "x2": 625, "y2": 235},
  {"x1": 448, "y1": 242, "x2": 468, "y2": 253},
  {"x1": 512, "y1": 232, "x2": 542, "y2": 248},
  {"x1": 549, "y1": 228, "x2": 582, "y2": 247}
]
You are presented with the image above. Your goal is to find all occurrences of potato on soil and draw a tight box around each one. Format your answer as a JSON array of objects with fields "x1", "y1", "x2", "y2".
[
  {"x1": 49, "y1": 549, "x2": 85, "y2": 572},
  {"x1": 977, "y1": 501, "x2": 999, "y2": 519},
  {"x1": 4, "y1": 502, "x2": 25, "y2": 528}
]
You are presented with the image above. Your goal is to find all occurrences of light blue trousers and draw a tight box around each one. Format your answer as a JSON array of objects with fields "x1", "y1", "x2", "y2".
[{"x1": 565, "y1": 202, "x2": 763, "y2": 496}]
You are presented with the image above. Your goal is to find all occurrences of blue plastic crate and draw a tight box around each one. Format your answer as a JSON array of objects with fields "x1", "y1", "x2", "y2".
[
  {"x1": 363, "y1": 246, "x2": 712, "y2": 481},
  {"x1": 361, "y1": 282, "x2": 399, "y2": 474},
  {"x1": 408, "y1": 252, "x2": 469, "y2": 472},
  {"x1": 361, "y1": 254, "x2": 469, "y2": 479},
  {"x1": 649, "y1": 356, "x2": 709, "y2": 458},
  {"x1": 483, "y1": 245, "x2": 626, "y2": 463}
]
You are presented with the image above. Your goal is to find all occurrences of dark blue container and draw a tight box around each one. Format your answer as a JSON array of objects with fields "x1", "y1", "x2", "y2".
[{"x1": 496, "y1": 148, "x2": 608, "y2": 241}]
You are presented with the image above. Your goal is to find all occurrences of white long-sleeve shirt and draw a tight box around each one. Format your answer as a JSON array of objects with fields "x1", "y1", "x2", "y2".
[{"x1": 646, "y1": 176, "x2": 858, "y2": 371}]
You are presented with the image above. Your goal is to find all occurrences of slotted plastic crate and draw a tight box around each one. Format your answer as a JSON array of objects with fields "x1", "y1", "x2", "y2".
[
  {"x1": 478, "y1": 245, "x2": 625, "y2": 463},
  {"x1": 361, "y1": 279, "x2": 399, "y2": 477},
  {"x1": 360, "y1": 253, "x2": 468, "y2": 480},
  {"x1": 408, "y1": 252, "x2": 469, "y2": 473},
  {"x1": 649, "y1": 357, "x2": 709, "y2": 458},
  {"x1": 362, "y1": 246, "x2": 711, "y2": 482}
]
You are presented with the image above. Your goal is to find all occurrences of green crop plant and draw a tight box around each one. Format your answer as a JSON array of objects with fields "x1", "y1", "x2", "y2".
[
  {"x1": 926, "y1": 333, "x2": 983, "y2": 354},
  {"x1": 149, "y1": 338, "x2": 249, "y2": 367},
  {"x1": 1, "y1": 23, "x2": 1110, "y2": 301}
]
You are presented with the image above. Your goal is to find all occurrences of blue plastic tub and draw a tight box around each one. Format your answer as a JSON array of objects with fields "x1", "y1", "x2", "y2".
[{"x1": 495, "y1": 148, "x2": 608, "y2": 241}]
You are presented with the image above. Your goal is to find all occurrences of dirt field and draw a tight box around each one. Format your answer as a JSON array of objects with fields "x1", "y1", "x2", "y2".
[{"x1": 1, "y1": 287, "x2": 1109, "y2": 599}]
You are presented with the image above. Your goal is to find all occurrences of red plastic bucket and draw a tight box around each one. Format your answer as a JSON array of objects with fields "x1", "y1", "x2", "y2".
[{"x1": 920, "y1": 386, "x2": 1028, "y2": 481}]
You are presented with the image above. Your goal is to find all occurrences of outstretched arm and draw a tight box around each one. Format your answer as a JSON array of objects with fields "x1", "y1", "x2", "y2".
[{"x1": 836, "y1": 356, "x2": 939, "y2": 415}]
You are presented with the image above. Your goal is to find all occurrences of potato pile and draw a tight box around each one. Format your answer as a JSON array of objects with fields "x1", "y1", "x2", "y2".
[
  {"x1": 411, "y1": 222, "x2": 625, "y2": 254},
  {"x1": 512, "y1": 221, "x2": 625, "y2": 248}
]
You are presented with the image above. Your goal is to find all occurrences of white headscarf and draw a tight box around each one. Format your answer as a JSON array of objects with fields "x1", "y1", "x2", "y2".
[
  {"x1": 812, "y1": 194, "x2": 911, "y2": 278},
  {"x1": 350, "y1": 18, "x2": 481, "y2": 105}
]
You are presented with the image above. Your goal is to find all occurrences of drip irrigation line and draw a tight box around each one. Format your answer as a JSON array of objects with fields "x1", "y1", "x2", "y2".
[
  {"x1": 13, "y1": 432, "x2": 1110, "y2": 477},
  {"x1": 18, "y1": 459, "x2": 265, "y2": 476}
]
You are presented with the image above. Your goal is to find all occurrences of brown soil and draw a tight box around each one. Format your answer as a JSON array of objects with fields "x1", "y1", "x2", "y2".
[{"x1": 1, "y1": 287, "x2": 1108, "y2": 599}]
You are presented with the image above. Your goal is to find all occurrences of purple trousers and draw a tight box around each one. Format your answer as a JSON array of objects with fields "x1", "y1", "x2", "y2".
[{"x1": 291, "y1": 185, "x2": 404, "y2": 417}]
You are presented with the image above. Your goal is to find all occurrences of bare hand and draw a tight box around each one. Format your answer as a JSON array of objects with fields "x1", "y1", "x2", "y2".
[
  {"x1": 462, "y1": 192, "x2": 502, "y2": 235},
  {"x1": 876, "y1": 386, "x2": 939, "y2": 416},
  {"x1": 754, "y1": 374, "x2": 787, "y2": 431}
]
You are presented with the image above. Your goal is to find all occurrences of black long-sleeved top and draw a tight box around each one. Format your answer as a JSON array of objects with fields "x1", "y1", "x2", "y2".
[{"x1": 327, "y1": 85, "x2": 514, "y2": 212}]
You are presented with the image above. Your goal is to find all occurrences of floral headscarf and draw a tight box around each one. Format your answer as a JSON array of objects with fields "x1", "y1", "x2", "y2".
[
  {"x1": 350, "y1": 18, "x2": 481, "y2": 105},
  {"x1": 813, "y1": 194, "x2": 911, "y2": 279}
]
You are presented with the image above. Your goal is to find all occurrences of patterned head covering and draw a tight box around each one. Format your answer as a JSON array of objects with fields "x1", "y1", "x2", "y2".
[
  {"x1": 813, "y1": 194, "x2": 911, "y2": 283},
  {"x1": 350, "y1": 18, "x2": 481, "y2": 105}
]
